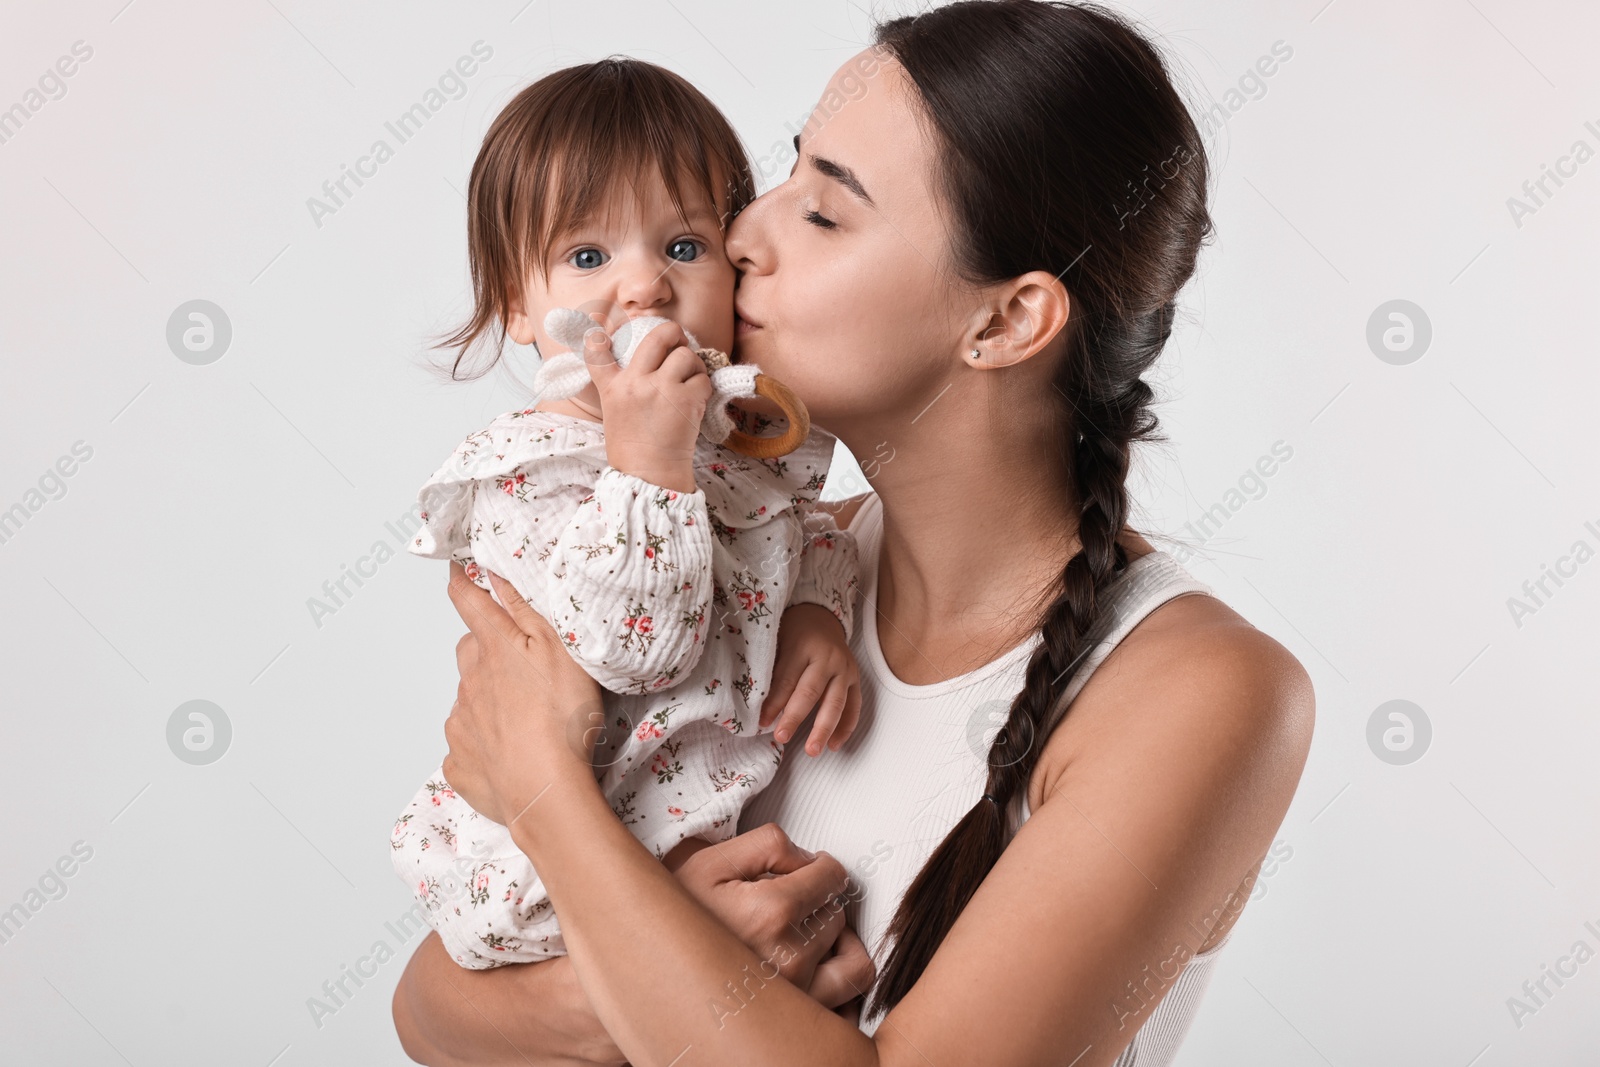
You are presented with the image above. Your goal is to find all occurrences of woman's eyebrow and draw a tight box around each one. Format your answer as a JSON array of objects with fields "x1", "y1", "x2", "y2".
[{"x1": 792, "y1": 133, "x2": 874, "y2": 206}]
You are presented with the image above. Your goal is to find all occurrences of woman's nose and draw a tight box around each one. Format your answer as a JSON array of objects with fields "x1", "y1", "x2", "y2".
[{"x1": 725, "y1": 191, "x2": 774, "y2": 275}]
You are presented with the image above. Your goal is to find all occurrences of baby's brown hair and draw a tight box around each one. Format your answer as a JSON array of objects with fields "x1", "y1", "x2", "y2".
[{"x1": 443, "y1": 57, "x2": 755, "y2": 379}]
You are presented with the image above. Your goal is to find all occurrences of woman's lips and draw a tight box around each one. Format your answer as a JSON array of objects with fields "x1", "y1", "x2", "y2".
[{"x1": 736, "y1": 316, "x2": 759, "y2": 336}]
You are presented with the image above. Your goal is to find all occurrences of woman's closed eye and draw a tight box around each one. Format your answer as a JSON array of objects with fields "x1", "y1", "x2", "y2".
[{"x1": 802, "y1": 207, "x2": 837, "y2": 230}]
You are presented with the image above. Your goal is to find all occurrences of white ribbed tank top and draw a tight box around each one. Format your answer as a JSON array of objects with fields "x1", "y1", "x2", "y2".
[{"x1": 739, "y1": 493, "x2": 1234, "y2": 1062}]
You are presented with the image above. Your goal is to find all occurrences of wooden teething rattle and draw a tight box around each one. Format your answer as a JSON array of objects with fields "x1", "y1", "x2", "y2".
[{"x1": 691, "y1": 346, "x2": 811, "y2": 459}]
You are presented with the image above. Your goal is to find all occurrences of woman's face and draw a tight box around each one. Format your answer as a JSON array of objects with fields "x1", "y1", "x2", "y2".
[{"x1": 726, "y1": 51, "x2": 977, "y2": 441}]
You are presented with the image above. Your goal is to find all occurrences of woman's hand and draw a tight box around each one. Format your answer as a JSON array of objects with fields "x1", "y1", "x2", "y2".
[
  {"x1": 394, "y1": 830, "x2": 876, "y2": 1066},
  {"x1": 441, "y1": 563, "x2": 601, "y2": 824},
  {"x1": 432, "y1": 563, "x2": 875, "y2": 1048},
  {"x1": 671, "y1": 824, "x2": 877, "y2": 1017},
  {"x1": 443, "y1": 561, "x2": 876, "y2": 1009}
]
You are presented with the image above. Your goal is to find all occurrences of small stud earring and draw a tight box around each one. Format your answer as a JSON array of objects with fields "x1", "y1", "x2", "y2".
[{"x1": 969, "y1": 348, "x2": 981, "y2": 360}]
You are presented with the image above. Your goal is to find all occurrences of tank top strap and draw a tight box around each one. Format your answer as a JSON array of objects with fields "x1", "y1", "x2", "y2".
[
  {"x1": 845, "y1": 491, "x2": 885, "y2": 547},
  {"x1": 1046, "y1": 551, "x2": 1215, "y2": 736}
]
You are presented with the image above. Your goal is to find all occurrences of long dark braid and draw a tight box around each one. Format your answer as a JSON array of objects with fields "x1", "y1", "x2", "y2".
[{"x1": 863, "y1": 2, "x2": 1209, "y2": 1022}]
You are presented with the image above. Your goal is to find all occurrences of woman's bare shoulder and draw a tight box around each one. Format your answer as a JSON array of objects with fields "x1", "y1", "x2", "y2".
[
  {"x1": 1126, "y1": 589, "x2": 1312, "y2": 696},
  {"x1": 1120, "y1": 590, "x2": 1311, "y2": 751},
  {"x1": 899, "y1": 587, "x2": 1314, "y2": 1064},
  {"x1": 1033, "y1": 589, "x2": 1315, "y2": 811}
]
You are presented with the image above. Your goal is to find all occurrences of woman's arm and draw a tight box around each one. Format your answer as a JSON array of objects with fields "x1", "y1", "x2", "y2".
[
  {"x1": 396, "y1": 920, "x2": 875, "y2": 1066},
  {"x1": 396, "y1": 706, "x2": 878, "y2": 1065},
  {"x1": 443, "y1": 567, "x2": 1313, "y2": 1067},
  {"x1": 394, "y1": 934, "x2": 626, "y2": 1067}
]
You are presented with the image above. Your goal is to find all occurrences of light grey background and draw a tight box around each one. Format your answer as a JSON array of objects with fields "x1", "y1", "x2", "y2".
[{"x1": 2, "y1": 1, "x2": 1596, "y2": 1064}]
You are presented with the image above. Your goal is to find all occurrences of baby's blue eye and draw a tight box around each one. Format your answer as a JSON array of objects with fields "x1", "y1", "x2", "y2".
[
  {"x1": 569, "y1": 248, "x2": 605, "y2": 270},
  {"x1": 667, "y1": 239, "x2": 702, "y2": 263}
]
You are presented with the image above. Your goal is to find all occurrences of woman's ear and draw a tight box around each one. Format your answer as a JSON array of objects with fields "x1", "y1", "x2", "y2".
[{"x1": 968, "y1": 271, "x2": 1070, "y2": 368}]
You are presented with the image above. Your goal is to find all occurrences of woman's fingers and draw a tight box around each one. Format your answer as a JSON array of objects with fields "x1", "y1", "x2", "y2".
[
  {"x1": 682, "y1": 823, "x2": 847, "y2": 915},
  {"x1": 439, "y1": 705, "x2": 494, "y2": 821},
  {"x1": 763, "y1": 855, "x2": 851, "y2": 990},
  {"x1": 454, "y1": 630, "x2": 477, "y2": 677},
  {"x1": 485, "y1": 570, "x2": 559, "y2": 642},
  {"x1": 809, "y1": 926, "x2": 876, "y2": 1010},
  {"x1": 693, "y1": 821, "x2": 819, "y2": 881},
  {"x1": 446, "y1": 562, "x2": 524, "y2": 645},
  {"x1": 672, "y1": 825, "x2": 858, "y2": 997},
  {"x1": 762, "y1": 845, "x2": 850, "y2": 945}
]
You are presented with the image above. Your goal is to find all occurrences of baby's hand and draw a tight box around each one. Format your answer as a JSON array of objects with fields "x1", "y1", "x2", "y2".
[
  {"x1": 582, "y1": 321, "x2": 713, "y2": 494},
  {"x1": 759, "y1": 604, "x2": 861, "y2": 756}
]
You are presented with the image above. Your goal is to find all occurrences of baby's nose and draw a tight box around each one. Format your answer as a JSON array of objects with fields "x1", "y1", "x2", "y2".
[{"x1": 616, "y1": 261, "x2": 672, "y2": 310}]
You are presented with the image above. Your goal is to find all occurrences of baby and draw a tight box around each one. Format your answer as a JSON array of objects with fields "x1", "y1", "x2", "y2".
[{"x1": 389, "y1": 58, "x2": 862, "y2": 969}]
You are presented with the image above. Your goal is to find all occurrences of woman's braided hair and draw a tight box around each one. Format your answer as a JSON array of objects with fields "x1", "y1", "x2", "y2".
[{"x1": 863, "y1": 1, "x2": 1212, "y2": 1020}]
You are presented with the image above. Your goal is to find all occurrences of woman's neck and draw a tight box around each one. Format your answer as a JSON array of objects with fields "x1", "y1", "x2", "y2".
[
  {"x1": 859, "y1": 429, "x2": 1163, "y2": 685},
  {"x1": 859, "y1": 430, "x2": 1079, "y2": 685}
]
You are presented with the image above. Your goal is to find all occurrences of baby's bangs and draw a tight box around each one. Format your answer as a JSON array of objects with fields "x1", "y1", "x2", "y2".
[
  {"x1": 527, "y1": 141, "x2": 723, "y2": 272},
  {"x1": 523, "y1": 61, "x2": 753, "y2": 274}
]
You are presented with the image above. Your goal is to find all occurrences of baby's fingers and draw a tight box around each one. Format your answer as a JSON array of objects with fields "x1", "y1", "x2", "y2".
[
  {"x1": 582, "y1": 327, "x2": 622, "y2": 388},
  {"x1": 830, "y1": 682, "x2": 862, "y2": 752},
  {"x1": 804, "y1": 675, "x2": 853, "y2": 757},
  {"x1": 769, "y1": 662, "x2": 827, "y2": 745},
  {"x1": 760, "y1": 658, "x2": 805, "y2": 729},
  {"x1": 625, "y1": 320, "x2": 690, "y2": 375}
]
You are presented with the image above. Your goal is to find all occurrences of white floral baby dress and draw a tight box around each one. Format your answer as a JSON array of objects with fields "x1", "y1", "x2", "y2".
[{"x1": 389, "y1": 404, "x2": 859, "y2": 968}]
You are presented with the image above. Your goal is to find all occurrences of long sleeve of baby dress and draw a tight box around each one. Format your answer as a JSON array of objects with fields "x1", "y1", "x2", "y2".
[
  {"x1": 785, "y1": 499, "x2": 860, "y2": 641},
  {"x1": 389, "y1": 406, "x2": 857, "y2": 968}
]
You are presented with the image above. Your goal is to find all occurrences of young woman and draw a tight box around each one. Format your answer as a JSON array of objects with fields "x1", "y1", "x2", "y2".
[{"x1": 393, "y1": 3, "x2": 1314, "y2": 1064}]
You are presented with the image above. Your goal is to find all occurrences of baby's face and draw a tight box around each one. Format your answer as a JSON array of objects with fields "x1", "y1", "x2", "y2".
[{"x1": 523, "y1": 172, "x2": 737, "y2": 359}]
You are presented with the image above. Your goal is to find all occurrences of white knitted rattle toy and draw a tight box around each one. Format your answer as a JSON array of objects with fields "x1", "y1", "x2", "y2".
[{"x1": 532, "y1": 308, "x2": 811, "y2": 459}]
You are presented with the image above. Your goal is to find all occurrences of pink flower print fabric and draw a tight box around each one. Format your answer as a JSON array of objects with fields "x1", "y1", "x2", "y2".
[{"x1": 389, "y1": 406, "x2": 860, "y2": 967}]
